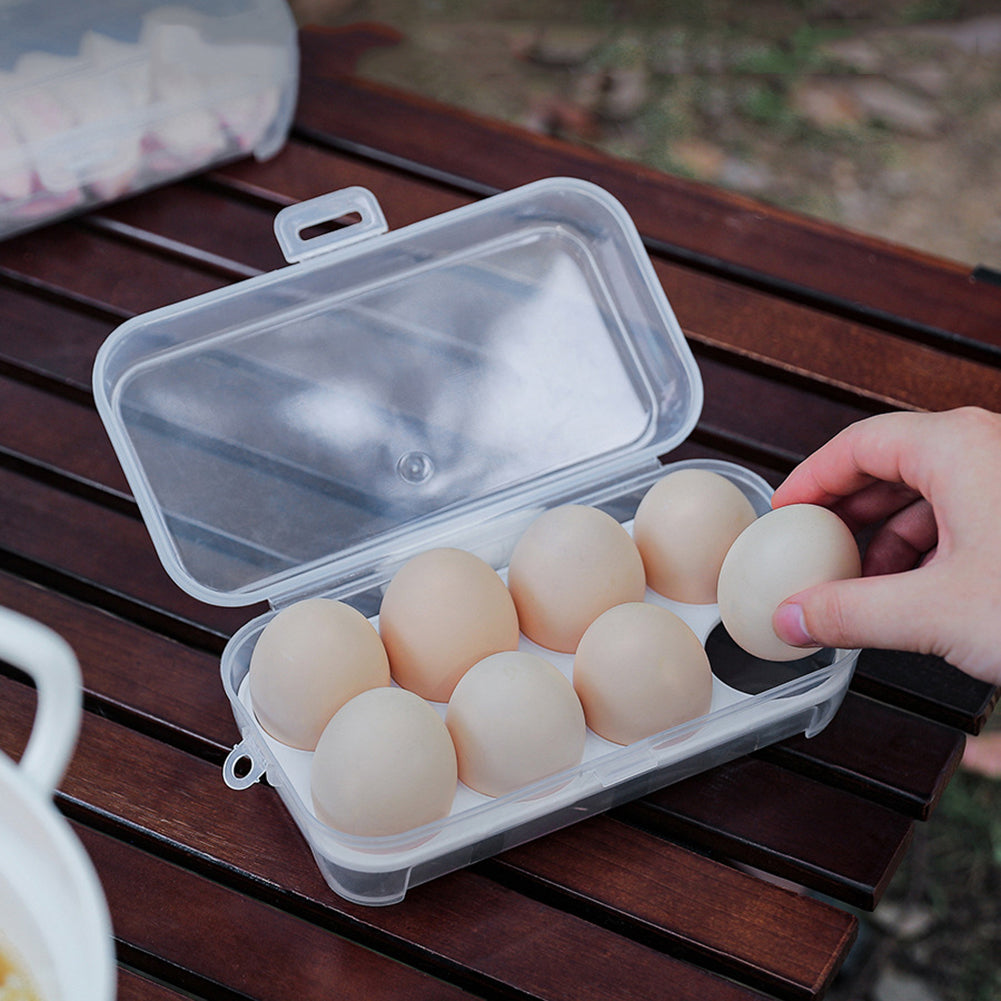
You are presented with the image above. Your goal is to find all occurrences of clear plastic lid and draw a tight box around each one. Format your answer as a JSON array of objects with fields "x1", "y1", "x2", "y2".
[{"x1": 93, "y1": 178, "x2": 704, "y2": 607}]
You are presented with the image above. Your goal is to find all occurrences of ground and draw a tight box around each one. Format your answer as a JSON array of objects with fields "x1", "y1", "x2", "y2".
[{"x1": 292, "y1": 0, "x2": 1001, "y2": 271}]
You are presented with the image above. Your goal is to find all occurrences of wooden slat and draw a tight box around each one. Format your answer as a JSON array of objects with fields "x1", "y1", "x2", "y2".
[
  {"x1": 77, "y1": 825, "x2": 479, "y2": 1001},
  {"x1": 118, "y1": 969, "x2": 192, "y2": 1001},
  {"x1": 657, "y1": 258, "x2": 1001, "y2": 412},
  {"x1": 0, "y1": 221, "x2": 226, "y2": 316},
  {"x1": 90, "y1": 185, "x2": 282, "y2": 278},
  {"x1": 213, "y1": 138, "x2": 472, "y2": 226},
  {"x1": 83, "y1": 816, "x2": 851, "y2": 1001},
  {"x1": 0, "y1": 464, "x2": 255, "y2": 645},
  {"x1": 854, "y1": 648, "x2": 999, "y2": 734},
  {"x1": 764, "y1": 692, "x2": 964, "y2": 820},
  {"x1": 0, "y1": 276, "x2": 116, "y2": 394},
  {"x1": 0, "y1": 571, "x2": 233, "y2": 754},
  {"x1": 0, "y1": 376, "x2": 130, "y2": 498},
  {"x1": 621, "y1": 758, "x2": 912, "y2": 910},
  {"x1": 295, "y1": 29, "x2": 1001, "y2": 354},
  {"x1": 695, "y1": 352, "x2": 878, "y2": 468},
  {"x1": 489, "y1": 814, "x2": 856, "y2": 1001}
]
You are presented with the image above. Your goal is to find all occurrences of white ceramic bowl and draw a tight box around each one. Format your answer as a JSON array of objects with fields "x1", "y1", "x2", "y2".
[{"x1": 0, "y1": 607, "x2": 116, "y2": 1001}]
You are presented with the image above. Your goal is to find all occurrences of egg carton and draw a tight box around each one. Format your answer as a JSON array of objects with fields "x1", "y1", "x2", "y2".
[
  {"x1": 217, "y1": 458, "x2": 856, "y2": 905},
  {"x1": 92, "y1": 178, "x2": 859, "y2": 905}
]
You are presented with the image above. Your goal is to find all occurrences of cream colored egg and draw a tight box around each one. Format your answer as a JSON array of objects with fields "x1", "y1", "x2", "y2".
[
  {"x1": 717, "y1": 503, "x2": 862, "y2": 661},
  {"x1": 310, "y1": 687, "x2": 458, "y2": 837},
  {"x1": 573, "y1": 602, "x2": 712, "y2": 745},
  {"x1": 633, "y1": 467, "x2": 757, "y2": 603},
  {"x1": 507, "y1": 504, "x2": 646, "y2": 653},
  {"x1": 249, "y1": 597, "x2": 390, "y2": 750},
  {"x1": 446, "y1": 651, "x2": 586, "y2": 797},
  {"x1": 379, "y1": 547, "x2": 520, "y2": 702}
]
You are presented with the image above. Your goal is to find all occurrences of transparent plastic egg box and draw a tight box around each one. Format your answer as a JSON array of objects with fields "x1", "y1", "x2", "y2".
[{"x1": 92, "y1": 178, "x2": 859, "y2": 905}]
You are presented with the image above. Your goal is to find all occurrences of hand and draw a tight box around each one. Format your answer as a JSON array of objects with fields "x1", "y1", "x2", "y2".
[{"x1": 770, "y1": 407, "x2": 1001, "y2": 686}]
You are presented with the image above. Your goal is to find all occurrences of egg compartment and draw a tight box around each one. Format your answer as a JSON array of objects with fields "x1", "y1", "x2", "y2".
[
  {"x1": 92, "y1": 180, "x2": 858, "y2": 907},
  {"x1": 219, "y1": 458, "x2": 858, "y2": 906},
  {"x1": 0, "y1": 0, "x2": 298, "y2": 241}
]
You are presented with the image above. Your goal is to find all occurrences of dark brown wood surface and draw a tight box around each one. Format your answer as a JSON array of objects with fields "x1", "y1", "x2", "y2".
[{"x1": 0, "y1": 23, "x2": 997, "y2": 1001}]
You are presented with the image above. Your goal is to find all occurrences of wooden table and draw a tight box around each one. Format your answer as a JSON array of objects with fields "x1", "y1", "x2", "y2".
[{"x1": 2, "y1": 23, "x2": 999, "y2": 1001}]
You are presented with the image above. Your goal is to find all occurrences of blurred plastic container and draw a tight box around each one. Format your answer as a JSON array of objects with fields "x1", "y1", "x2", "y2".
[{"x1": 0, "y1": 0, "x2": 298, "y2": 240}]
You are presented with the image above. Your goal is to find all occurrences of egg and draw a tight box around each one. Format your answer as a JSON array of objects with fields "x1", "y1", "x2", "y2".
[
  {"x1": 446, "y1": 651, "x2": 586, "y2": 797},
  {"x1": 572, "y1": 602, "x2": 712, "y2": 745},
  {"x1": 507, "y1": 504, "x2": 646, "y2": 653},
  {"x1": 310, "y1": 687, "x2": 458, "y2": 837},
  {"x1": 633, "y1": 468, "x2": 757, "y2": 603},
  {"x1": 248, "y1": 597, "x2": 390, "y2": 750},
  {"x1": 717, "y1": 503, "x2": 862, "y2": 661},
  {"x1": 378, "y1": 547, "x2": 520, "y2": 702}
]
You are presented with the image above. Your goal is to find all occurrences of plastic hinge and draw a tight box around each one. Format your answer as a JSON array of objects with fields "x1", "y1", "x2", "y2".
[{"x1": 273, "y1": 186, "x2": 388, "y2": 263}]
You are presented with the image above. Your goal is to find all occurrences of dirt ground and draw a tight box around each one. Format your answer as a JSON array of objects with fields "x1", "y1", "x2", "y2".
[
  {"x1": 291, "y1": 0, "x2": 1001, "y2": 272},
  {"x1": 288, "y1": 4, "x2": 1001, "y2": 1000}
]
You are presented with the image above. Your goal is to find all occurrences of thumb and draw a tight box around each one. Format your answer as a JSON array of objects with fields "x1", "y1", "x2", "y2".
[{"x1": 773, "y1": 570, "x2": 946, "y2": 656}]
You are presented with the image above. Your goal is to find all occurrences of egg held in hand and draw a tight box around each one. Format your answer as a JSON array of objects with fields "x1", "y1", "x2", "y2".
[
  {"x1": 573, "y1": 602, "x2": 713, "y2": 745},
  {"x1": 507, "y1": 504, "x2": 646, "y2": 653},
  {"x1": 378, "y1": 547, "x2": 520, "y2": 702},
  {"x1": 310, "y1": 687, "x2": 458, "y2": 837},
  {"x1": 717, "y1": 503, "x2": 862, "y2": 662},
  {"x1": 633, "y1": 467, "x2": 757, "y2": 604},
  {"x1": 249, "y1": 597, "x2": 390, "y2": 750},
  {"x1": 446, "y1": 651, "x2": 586, "y2": 797}
]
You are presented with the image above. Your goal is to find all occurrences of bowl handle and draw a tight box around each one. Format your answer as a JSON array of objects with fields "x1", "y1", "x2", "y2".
[{"x1": 0, "y1": 607, "x2": 82, "y2": 797}]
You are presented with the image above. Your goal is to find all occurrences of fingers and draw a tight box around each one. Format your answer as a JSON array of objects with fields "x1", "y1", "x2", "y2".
[
  {"x1": 774, "y1": 566, "x2": 1001, "y2": 685},
  {"x1": 772, "y1": 410, "x2": 946, "y2": 510},
  {"x1": 769, "y1": 408, "x2": 1001, "y2": 684},
  {"x1": 772, "y1": 570, "x2": 947, "y2": 657},
  {"x1": 774, "y1": 407, "x2": 1001, "y2": 515},
  {"x1": 828, "y1": 480, "x2": 921, "y2": 533},
  {"x1": 862, "y1": 498, "x2": 938, "y2": 575}
]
